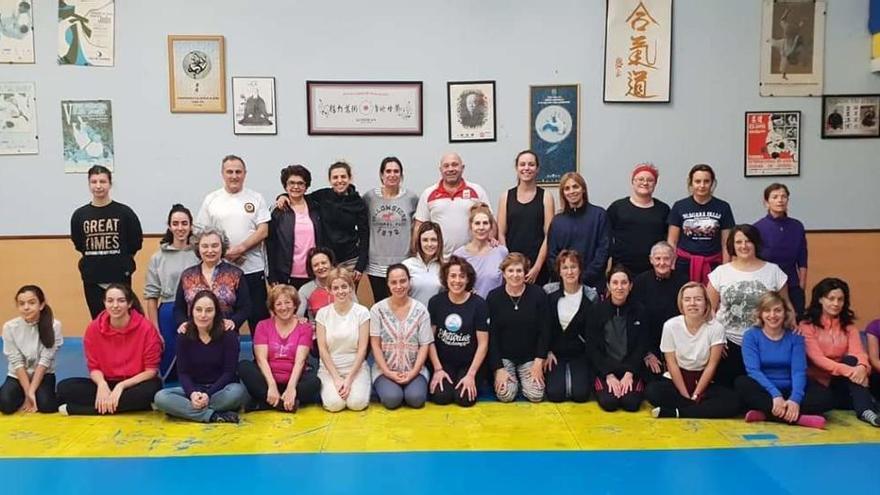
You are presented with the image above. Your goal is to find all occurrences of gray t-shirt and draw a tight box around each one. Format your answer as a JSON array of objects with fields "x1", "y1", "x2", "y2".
[{"x1": 363, "y1": 188, "x2": 419, "y2": 277}]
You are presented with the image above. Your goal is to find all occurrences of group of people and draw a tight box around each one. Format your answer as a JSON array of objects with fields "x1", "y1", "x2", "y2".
[{"x1": 2, "y1": 152, "x2": 879, "y2": 430}]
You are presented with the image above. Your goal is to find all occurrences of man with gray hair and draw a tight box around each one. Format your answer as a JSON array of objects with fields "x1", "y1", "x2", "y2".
[
  {"x1": 195, "y1": 154, "x2": 270, "y2": 334},
  {"x1": 630, "y1": 241, "x2": 689, "y2": 381},
  {"x1": 413, "y1": 152, "x2": 491, "y2": 257}
]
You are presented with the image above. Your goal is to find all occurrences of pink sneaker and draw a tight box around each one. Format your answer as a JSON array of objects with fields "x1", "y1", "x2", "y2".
[
  {"x1": 796, "y1": 414, "x2": 826, "y2": 429},
  {"x1": 744, "y1": 410, "x2": 766, "y2": 423}
]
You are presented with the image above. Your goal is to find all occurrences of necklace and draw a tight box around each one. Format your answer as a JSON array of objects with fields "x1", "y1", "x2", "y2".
[{"x1": 510, "y1": 294, "x2": 522, "y2": 311}]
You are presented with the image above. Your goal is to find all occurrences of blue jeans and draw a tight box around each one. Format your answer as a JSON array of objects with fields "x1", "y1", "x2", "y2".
[{"x1": 154, "y1": 384, "x2": 248, "y2": 422}]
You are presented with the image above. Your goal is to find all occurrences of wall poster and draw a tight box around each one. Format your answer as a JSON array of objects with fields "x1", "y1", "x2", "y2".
[
  {"x1": 744, "y1": 111, "x2": 800, "y2": 177},
  {"x1": 233, "y1": 76, "x2": 277, "y2": 135},
  {"x1": 58, "y1": 0, "x2": 115, "y2": 66},
  {"x1": 759, "y1": 0, "x2": 826, "y2": 97},
  {"x1": 529, "y1": 84, "x2": 579, "y2": 184},
  {"x1": 447, "y1": 80, "x2": 496, "y2": 142},
  {"x1": 167, "y1": 35, "x2": 226, "y2": 113},
  {"x1": 0, "y1": 0, "x2": 35, "y2": 63},
  {"x1": 62, "y1": 99, "x2": 114, "y2": 173},
  {"x1": 0, "y1": 81, "x2": 38, "y2": 155},
  {"x1": 306, "y1": 81, "x2": 423, "y2": 136},
  {"x1": 603, "y1": 0, "x2": 672, "y2": 103},
  {"x1": 821, "y1": 94, "x2": 880, "y2": 138}
]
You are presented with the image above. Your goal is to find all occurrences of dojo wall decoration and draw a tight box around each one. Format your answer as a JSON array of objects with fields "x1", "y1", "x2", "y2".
[
  {"x1": 62, "y1": 99, "x2": 114, "y2": 173},
  {"x1": 529, "y1": 84, "x2": 579, "y2": 184},
  {"x1": 744, "y1": 111, "x2": 800, "y2": 177},
  {"x1": 759, "y1": 0, "x2": 826, "y2": 97},
  {"x1": 0, "y1": 81, "x2": 38, "y2": 155},
  {"x1": 306, "y1": 81, "x2": 423, "y2": 136},
  {"x1": 58, "y1": 0, "x2": 115, "y2": 66},
  {"x1": 447, "y1": 80, "x2": 496, "y2": 142},
  {"x1": 233, "y1": 77, "x2": 276, "y2": 135},
  {"x1": 0, "y1": 0, "x2": 34, "y2": 63},
  {"x1": 821, "y1": 94, "x2": 880, "y2": 139},
  {"x1": 167, "y1": 35, "x2": 226, "y2": 113},
  {"x1": 603, "y1": 0, "x2": 672, "y2": 103}
]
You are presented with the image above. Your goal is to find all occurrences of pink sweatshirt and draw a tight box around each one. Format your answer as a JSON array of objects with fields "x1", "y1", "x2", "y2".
[{"x1": 799, "y1": 316, "x2": 869, "y2": 387}]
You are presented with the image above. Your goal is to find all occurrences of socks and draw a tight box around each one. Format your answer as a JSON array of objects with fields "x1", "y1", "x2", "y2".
[
  {"x1": 744, "y1": 410, "x2": 766, "y2": 423},
  {"x1": 651, "y1": 406, "x2": 679, "y2": 418},
  {"x1": 859, "y1": 409, "x2": 880, "y2": 427}
]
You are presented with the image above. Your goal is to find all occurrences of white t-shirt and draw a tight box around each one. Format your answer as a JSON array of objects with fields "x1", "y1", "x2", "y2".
[
  {"x1": 315, "y1": 303, "x2": 370, "y2": 373},
  {"x1": 557, "y1": 289, "x2": 583, "y2": 331},
  {"x1": 414, "y1": 180, "x2": 490, "y2": 257},
  {"x1": 708, "y1": 262, "x2": 788, "y2": 346},
  {"x1": 659, "y1": 315, "x2": 726, "y2": 371},
  {"x1": 196, "y1": 187, "x2": 271, "y2": 275}
]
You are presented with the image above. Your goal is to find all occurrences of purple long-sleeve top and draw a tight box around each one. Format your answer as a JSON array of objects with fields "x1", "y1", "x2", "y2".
[
  {"x1": 176, "y1": 330, "x2": 240, "y2": 397},
  {"x1": 753, "y1": 214, "x2": 807, "y2": 288}
]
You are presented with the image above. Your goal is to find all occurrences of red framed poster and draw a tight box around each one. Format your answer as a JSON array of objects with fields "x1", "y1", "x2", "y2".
[{"x1": 744, "y1": 111, "x2": 801, "y2": 177}]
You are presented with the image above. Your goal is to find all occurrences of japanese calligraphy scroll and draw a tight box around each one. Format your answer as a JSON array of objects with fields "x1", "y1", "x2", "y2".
[
  {"x1": 306, "y1": 81, "x2": 423, "y2": 136},
  {"x1": 604, "y1": 0, "x2": 672, "y2": 103},
  {"x1": 759, "y1": 0, "x2": 825, "y2": 97}
]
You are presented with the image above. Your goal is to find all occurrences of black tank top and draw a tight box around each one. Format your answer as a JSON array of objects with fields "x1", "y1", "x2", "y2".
[{"x1": 505, "y1": 186, "x2": 545, "y2": 264}]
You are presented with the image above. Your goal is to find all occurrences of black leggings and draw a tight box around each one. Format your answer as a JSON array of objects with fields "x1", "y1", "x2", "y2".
[
  {"x1": 430, "y1": 364, "x2": 477, "y2": 407},
  {"x1": 645, "y1": 379, "x2": 740, "y2": 418},
  {"x1": 734, "y1": 375, "x2": 833, "y2": 415},
  {"x1": 56, "y1": 377, "x2": 162, "y2": 415},
  {"x1": 545, "y1": 356, "x2": 592, "y2": 403},
  {"x1": 244, "y1": 272, "x2": 269, "y2": 335},
  {"x1": 822, "y1": 355, "x2": 878, "y2": 415},
  {"x1": 238, "y1": 359, "x2": 320, "y2": 408},
  {"x1": 594, "y1": 374, "x2": 644, "y2": 412},
  {"x1": 0, "y1": 374, "x2": 58, "y2": 414},
  {"x1": 368, "y1": 275, "x2": 389, "y2": 303},
  {"x1": 714, "y1": 342, "x2": 745, "y2": 388}
]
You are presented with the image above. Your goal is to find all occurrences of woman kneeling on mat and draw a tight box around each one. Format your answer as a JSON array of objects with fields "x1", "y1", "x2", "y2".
[
  {"x1": 1, "y1": 285, "x2": 63, "y2": 414},
  {"x1": 586, "y1": 265, "x2": 650, "y2": 412},
  {"x1": 57, "y1": 284, "x2": 162, "y2": 415},
  {"x1": 735, "y1": 291, "x2": 832, "y2": 428},
  {"x1": 239, "y1": 284, "x2": 320, "y2": 412},
  {"x1": 370, "y1": 264, "x2": 433, "y2": 409},
  {"x1": 646, "y1": 282, "x2": 740, "y2": 418},
  {"x1": 154, "y1": 290, "x2": 247, "y2": 423}
]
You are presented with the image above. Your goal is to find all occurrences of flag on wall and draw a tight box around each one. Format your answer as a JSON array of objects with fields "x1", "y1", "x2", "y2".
[{"x1": 872, "y1": 0, "x2": 880, "y2": 71}]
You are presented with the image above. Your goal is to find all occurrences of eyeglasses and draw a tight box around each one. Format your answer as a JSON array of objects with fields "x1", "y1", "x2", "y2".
[
  {"x1": 633, "y1": 177, "x2": 656, "y2": 184},
  {"x1": 287, "y1": 181, "x2": 306, "y2": 188}
]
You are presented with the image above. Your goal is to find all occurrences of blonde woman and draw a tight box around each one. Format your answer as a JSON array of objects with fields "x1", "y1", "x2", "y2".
[{"x1": 452, "y1": 203, "x2": 508, "y2": 298}]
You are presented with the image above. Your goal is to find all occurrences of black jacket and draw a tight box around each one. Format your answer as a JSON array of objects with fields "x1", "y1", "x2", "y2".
[
  {"x1": 266, "y1": 197, "x2": 323, "y2": 284},
  {"x1": 585, "y1": 298, "x2": 651, "y2": 378},
  {"x1": 310, "y1": 186, "x2": 369, "y2": 272},
  {"x1": 546, "y1": 285, "x2": 597, "y2": 359}
]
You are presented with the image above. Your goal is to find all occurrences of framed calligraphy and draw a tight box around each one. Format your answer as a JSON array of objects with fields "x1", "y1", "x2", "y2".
[
  {"x1": 821, "y1": 94, "x2": 880, "y2": 139},
  {"x1": 306, "y1": 81, "x2": 423, "y2": 136},
  {"x1": 233, "y1": 77, "x2": 277, "y2": 135},
  {"x1": 744, "y1": 111, "x2": 801, "y2": 177},
  {"x1": 603, "y1": 0, "x2": 672, "y2": 103},
  {"x1": 529, "y1": 84, "x2": 579, "y2": 184},
  {"x1": 167, "y1": 35, "x2": 226, "y2": 113},
  {"x1": 759, "y1": 0, "x2": 826, "y2": 97},
  {"x1": 447, "y1": 81, "x2": 497, "y2": 142}
]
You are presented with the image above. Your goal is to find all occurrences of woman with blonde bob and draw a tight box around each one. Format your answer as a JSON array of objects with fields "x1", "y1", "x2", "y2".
[
  {"x1": 645, "y1": 282, "x2": 740, "y2": 418},
  {"x1": 735, "y1": 291, "x2": 832, "y2": 429},
  {"x1": 315, "y1": 268, "x2": 371, "y2": 412}
]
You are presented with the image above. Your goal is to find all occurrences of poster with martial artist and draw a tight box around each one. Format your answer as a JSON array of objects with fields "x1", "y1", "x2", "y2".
[
  {"x1": 744, "y1": 111, "x2": 800, "y2": 177},
  {"x1": 0, "y1": 81, "x2": 38, "y2": 154},
  {"x1": 0, "y1": 0, "x2": 35, "y2": 63},
  {"x1": 232, "y1": 77, "x2": 277, "y2": 135},
  {"x1": 167, "y1": 35, "x2": 226, "y2": 113},
  {"x1": 759, "y1": 0, "x2": 825, "y2": 96},
  {"x1": 529, "y1": 84, "x2": 579, "y2": 184},
  {"x1": 61, "y1": 99, "x2": 114, "y2": 173},
  {"x1": 58, "y1": 0, "x2": 115, "y2": 66}
]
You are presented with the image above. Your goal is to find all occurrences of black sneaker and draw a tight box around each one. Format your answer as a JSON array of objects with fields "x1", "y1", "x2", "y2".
[{"x1": 209, "y1": 411, "x2": 240, "y2": 423}]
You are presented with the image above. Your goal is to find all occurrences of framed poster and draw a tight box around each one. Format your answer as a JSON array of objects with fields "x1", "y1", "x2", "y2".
[
  {"x1": 62, "y1": 100, "x2": 114, "y2": 173},
  {"x1": 603, "y1": 0, "x2": 672, "y2": 103},
  {"x1": 0, "y1": 81, "x2": 38, "y2": 154},
  {"x1": 529, "y1": 84, "x2": 579, "y2": 184},
  {"x1": 744, "y1": 111, "x2": 800, "y2": 177},
  {"x1": 306, "y1": 81, "x2": 422, "y2": 136},
  {"x1": 0, "y1": 0, "x2": 34, "y2": 63},
  {"x1": 821, "y1": 94, "x2": 880, "y2": 138},
  {"x1": 58, "y1": 0, "x2": 115, "y2": 66},
  {"x1": 447, "y1": 80, "x2": 496, "y2": 142},
  {"x1": 233, "y1": 77, "x2": 276, "y2": 135},
  {"x1": 759, "y1": 0, "x2": 826, "y2": 97},
  {"x1": 167, "y1": 35, "x2": 226, "y2": 113}
]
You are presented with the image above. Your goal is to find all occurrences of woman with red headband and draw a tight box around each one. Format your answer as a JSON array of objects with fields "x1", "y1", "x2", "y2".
[{"x1": 607, "y1": 163, "x2": 670, "y2": 276}]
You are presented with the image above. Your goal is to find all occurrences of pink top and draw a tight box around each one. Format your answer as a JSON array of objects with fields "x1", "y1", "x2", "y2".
[
  {"x1": 253, "y1": 318, "x2": 314, "y2": 384},
  {"x1": 291, "y1": 208, "x2": 316, "y2": 278},
  {"x1": 799, "y1": 316, "x2": 869, "y2": 386}
]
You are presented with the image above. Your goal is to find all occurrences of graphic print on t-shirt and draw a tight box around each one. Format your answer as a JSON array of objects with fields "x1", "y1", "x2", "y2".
[
  {"x1": 681, "y1": 211, "x2": 721, "y2": 242},
  {"x1": 719, "y1": 280, "x2": 769, "y2": 332},
  {"x1": 373, "y1": 203, "x2": 409, "y2": 237},
  {"x1": 82, "y1": 217, "x2": 122, "y2": 255},
  {"x1": 438, "y1": 313, "x2": 470, "y2": 347}
]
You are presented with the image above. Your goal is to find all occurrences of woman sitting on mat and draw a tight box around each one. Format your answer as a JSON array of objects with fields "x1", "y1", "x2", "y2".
[
  {"x1": 56, "y1": 284, "x2": 162, "y2": 415},
  {"x1": 154, "y1": 290, "x2": 246, "y2": 423},
  {"x1": 1, "y1": 285, "x2": 63, "y2": 414},
  {"x1": 645, "y1": 282, "x2": 739, "y2": 419},
  {"x1": 735, "y1": 291, "x2": 832, "y2": 428},
  {"x1": 239, "y1": 284, "x2": 320, "y2": 412}
]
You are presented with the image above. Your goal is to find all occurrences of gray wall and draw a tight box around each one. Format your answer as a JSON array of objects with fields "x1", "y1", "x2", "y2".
[{"x1": 2, "y1": 0, "x2": 878, "y2": 235}]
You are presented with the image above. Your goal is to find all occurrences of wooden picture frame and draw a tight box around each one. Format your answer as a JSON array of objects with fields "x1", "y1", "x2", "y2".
[{"x1": 167, "y1": 35, "x2": 226, "y2": 113}]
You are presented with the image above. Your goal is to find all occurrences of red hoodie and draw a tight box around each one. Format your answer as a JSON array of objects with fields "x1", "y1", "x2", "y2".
[{"x1": 83, "y1": 310, "x2": 162, "y2": 381}]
